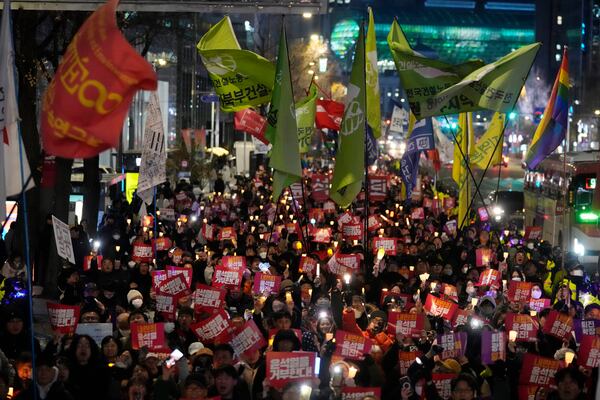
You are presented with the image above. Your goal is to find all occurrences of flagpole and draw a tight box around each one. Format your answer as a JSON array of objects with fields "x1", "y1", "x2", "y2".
[
  {"x1": 298, "y1": 175, "x2": 311, "y2": 252},
  {"x1": 443, "y1": 114, "x2": 489, "y2": 216},
  {"x1": 153, "y1": 187, "x2": 157, "y2": 261},
  {"x1": 361, "y1": 21, "x2": 370, "y2": 269},
  {"x1": 1, "y1": 172, "x2": 32, "y2": 230}
]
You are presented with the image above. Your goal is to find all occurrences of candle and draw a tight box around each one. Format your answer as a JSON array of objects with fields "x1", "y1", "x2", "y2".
[
  {"x1": 325, "y1": 333, "x2": 334, "y2": 341},
  {"x1": 376, "y1": 247, "x2": 385, "y2": 261},
  {"x1": 502, "y1": 279, "x2": 507, "y2": 288},
  {"x1": 316, "y1": 263, "x2": 320, "y2": 276},
  {"x1": 127, "y1": 218, "x2": 131, "y2": 225},
  {"x1": 564, "y1": 351, "x2": 575, "y2": 366},
  {"x1": 348, "y1": 366, "x2": 358, "y2": 379},
  {"x1": 419, "y1": 273, "x2": 430, "y2": 282},
  {"x1": 308, "y1": 289, "x2": 313, "y2": 297},
  {"x1": 509, "y1": 330, "x2": 517, "y2": 342},
  {"x1": 503, "y1": 252, "x2": 509, "y2": 260},
  {"x1": 343, "y1": 273, "x2": 351, "y2": 285},
  {"x1": 285, "y1": 292, "x2": 292, "y2": 302},
  {"x1": 530, "y1": 310, "x2": 537, "y2": 317},
  {"x1": 362, "y1": 287, "x2": 365, "y2": 296},
  {"x1": 430, "y1": 282, "x2": 437, "y2": 291},
  {"x1": 409, "y1": 266, "x2": 414, "y2": 271},
  {"x1": 471, "y1": 298, "x2": 478, "y2": 307}
]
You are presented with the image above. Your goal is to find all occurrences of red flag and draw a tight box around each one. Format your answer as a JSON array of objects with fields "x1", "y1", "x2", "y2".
[
  {"x1": 41, "y1": 0, "x2": 157, "y2": 158},
  {"x1": 234, "y1": 108, "x2": 269, "y2": 144},
  {"x1": 315, "y1": 99, "x2": 344, "y2": 130},
  {"x1": 427, "y1": 149, "x2": 441, "y2": 172}
]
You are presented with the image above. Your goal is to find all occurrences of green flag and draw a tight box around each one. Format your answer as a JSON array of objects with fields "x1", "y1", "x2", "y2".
[
  {"x1": 265, "y1": 26, "x2": 301, "y2": 200},
  {"x1": 329, "y1": 26, "x2": 366, "y2": 208},
  {"x1": 296, "y1": 84, "x2": 317, "y2": 153},
  {"x1": 197, "y1": 17, "x2": 275, "y2": 112},
  {"x1": 387, "y1": 19, "x2": 540, "y2": 119},
  {"x1": 366, "y1": 7, "x2": 381, "y2": 139}
]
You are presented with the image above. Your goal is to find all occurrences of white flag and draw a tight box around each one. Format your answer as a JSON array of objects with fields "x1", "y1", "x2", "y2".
[
  {"x1": 137, "y1": 91, "x2": 166, "y2": 203},
  {"x1": 432, "y1": 118, "x2": 453, "y2": 165},
  {"x1": 0, "y1": 0, "x2": 33, "y2": 222},
  {"x1": 389, "y1": 105, "x2": 406, "y2": 134}
]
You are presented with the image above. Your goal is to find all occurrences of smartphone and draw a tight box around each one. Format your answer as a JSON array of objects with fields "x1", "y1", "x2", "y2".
[
  {"x1": 399, "y1": 376, "x2": 413, "y2": 394},
  {"x1": 165, "y1": 349, "x2": 184, "y2": 368},
  {"x1": 258, "y1": 262, "x2": 270, "y2": 272}
]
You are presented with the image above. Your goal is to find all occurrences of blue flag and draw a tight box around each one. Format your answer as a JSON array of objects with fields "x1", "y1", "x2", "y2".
[{"x1": 400, "y1": 118, "x2": 435, "y2": 197}]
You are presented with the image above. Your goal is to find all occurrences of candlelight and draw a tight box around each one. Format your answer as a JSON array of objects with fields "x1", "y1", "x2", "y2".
[
  {"x1": 430, "y1": 282, "x2": 437, "y2": 291},
  {"x1": 509, "y1": 330, "x2": 517, "y2": 342},
  {"x1": 308, "y1": 289, "x2": 313, "y2": 297},
  {"x1": 409, "y1": 266, "x2": 414, "y2": 271},
  {"x1": 267, "y1": 220, "x2": 272, "y2": 226},
  {"x1": 434, "y1": 232, "x2": 439, "y2": 237},
  {"x1": 471, "y1": 298, "x2": 478, "y2": 307},
  {"x1": 333, "y1": 240, "x2": 339, "y2": 249},
  {"x1": 127, "y1": 218, "x2": 131, "y2": 225},
  {"x1": 564, "y1": 351, "x2": 575, "y2": 366},
  {"x1": 502, "y1": 279, "x2": 507, "y2": 288},
  {"x1": 156, "y1": 210, "x2": 161, "y2": 216},
  {"x1": 362, "y1": 287, "x2": 365, "y2": 296},
  {"x1": 316, "y1": 263, "x2": 320, "y2": 276},
  {"x1": 503, "y1": 252, "x2": 509, "y2": 260},
  {"x1": 325, "y1": 333, "x2": 334, "y2": 341},
  {"x1": 115, "y1": 245, "x2": 120, "y2": 253},
  {"x1": 530, "y1": 310, "x2": 537, "y2": 317},
  {"x1": 348, "y1": 366, "x2": 358, "y2": 379},
  {"x1": 143, "y1": 226, "x2": 148, "y2": 232},
  {"x1": 285, "y1": 292, "x2": 292, "y2": 302},
  {"x1": 343, "y1": 273, "x2": 351, "y2": 285},
  {"x1": 376, "y1": 247, "x2": 386, "y2": 261},
  {"x1": 419, "y1": 273, "x2": 430, "y2": 282},
  {"x1": 259, "y1": 233, "x2": 264, "y2": 240},
  {"x1": 390, "y1": 211, "x2": 395, "y2": 218},
  {"x1": 159, "y1": 232, "x2": 164, "y2": 237},
  {"x1": 353, "y1": 239, "x2": 358, "y2": 245}
]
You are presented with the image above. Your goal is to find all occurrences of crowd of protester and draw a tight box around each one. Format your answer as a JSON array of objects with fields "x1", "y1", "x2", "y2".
[{"x1": 0, "y1": 161, "x2": 598, "y2": 400}]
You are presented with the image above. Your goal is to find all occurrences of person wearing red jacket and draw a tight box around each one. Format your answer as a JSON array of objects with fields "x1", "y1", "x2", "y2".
[{"x1": 342, "y1": 306, "x2": 394, "y2": 353}]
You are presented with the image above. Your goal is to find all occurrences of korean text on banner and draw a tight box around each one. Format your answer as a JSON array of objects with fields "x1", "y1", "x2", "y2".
[
  {"x1": 52, "y1": 215, "x2": 75, "y2": 264},
  {"x1": 41, "y1": 0, "x2": 157, "y2": 158}
]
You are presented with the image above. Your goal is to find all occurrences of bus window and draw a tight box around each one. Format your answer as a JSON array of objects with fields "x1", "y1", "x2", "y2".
[{"x1": 575, "y1": 188, "x2": 593, "y2": 207}]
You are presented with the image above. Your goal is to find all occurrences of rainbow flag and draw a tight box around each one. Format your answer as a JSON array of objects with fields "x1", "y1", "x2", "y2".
[{"x1": 525, "y1": 49, "x2": 569, "y2": 170}]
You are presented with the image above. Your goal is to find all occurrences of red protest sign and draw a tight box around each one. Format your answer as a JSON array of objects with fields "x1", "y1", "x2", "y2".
[
  {"x1": 83, "y1": 255, "x2": 102, "y2": 271},
  {"x1": 266, "y1": 351, "x2": 316, "y2": 389},
  {"x1": 47, "y1": 303, "x2": 80, "y2": 334},
  {"x1": 310, "y1": 227, "x2": 332, "y2": 243},
  {"x1": 342, "y1": 223, "x2": 363, "y2": 241},
  {"x1": 131, "y1": 322, "x2": 165, "y2": 350},
  {"x1": 372, "y1": 237, "x2": 397, "y2": 256},
  {"x1": 334, "y1": 330, "x2": 373, "y2": 360},
  {"x1": 166, "y1": 266, "x2": 192, "y2": 288},
  {"x1": 578, "y1": 335, "x2": 600, "y2": 368},
  {"x1": 153, "y1": 237, "x2": 172, "y2": 252},
  {"x1": 151, "y1": 270, "x2": 168, "y2": 290},
  {"x1": 411, "y1": 207, "x2": 425, "y2": 220},
  {"x1": 299, "y1": 256, "x2": 317, "y2": 275},
  {"x1": 519, "y1": 354, "x2": 561, "y2": 387},
  {"x1": 477, "y1": 268, "x2": 501, "y2": 288},
  {"x1": 438, "y1": 331, "x2": 467, "y2": 359},
  {"x1": 424, "y1": 294, "x2": 458, "y2": 321},
  {"x1": 432, "y1": 373, "x2": 458, "y2": 399},
  {"x1": 234, "y1": 108, "x2": 268, "y2": 144},
  {"x1": 323, "y1": 200, "x2": 336, "y2": 213},
  {"x1": 387, "y1": 312, "x2": 424, "y2": 337},
  {"x1": 212, "y1": 265, "x2": 243, "y2": 289},
  {"x1": 341, "y1": 388, "x2": 381, "y2": 400},
  {"x1": 253, "y1": 272, "x2": 282, "y2": 295},
  {"x1": 452, "y1": 309, "x2": 473, "y2": 328},
  {"x1": 157, "y1": 274, "x2": 189, "y2": 298},
  {"x1": 171, "y1": 248, "x2": 183, "y2": 265},
  {"x1": 201, "y1": 224, "x2": 215, "y2": 241},
  {"x1": 367, "y1": 215, "x2": 382, "y2": 232},
  {"x1": 518, "y1": 385, "x2": 543, "y2": 400},
  {"x1": 529, "y1": 298, "x2": 551, "y2": 313},
  {"x1": 507, "y1": 281, "x2": 534, "y2": 302},
  {"x1": 475, "y1": 248, "x2": 493, "y2": 267},
  {"x1": 311, "y1": 174, "x2": 330, "y2": 202},
  {"x1": 222, "y1": 256, "x2": 247, "y2": 270},
  {"x1": 192, "y1": 284, "x2": 227, "y2": 314},
  {"x1": 218, "y1": 227, "x2": 237, "y2": 241},
  {"x1": 505, "y1": 313, "x2": 539, "y2": 342},
  {"x1": 308, "y1": 208, "x2": 325, "y2": 223},
  {"x1": 132, "y1": 244, "x2": 153, "y2": 263},
  {"x1": 481, "y1": 330, "x2": 506, "y2": 365},
  {"x1": 524, "y1": 226, "x2": 542, "y2": 240},
  {"x1": 542, "y1": 310, "x2": 573, "y2": 341},
  {"x1": 40, "y1": 0, "x2": 157, "y2": 158},
  {"x1": 230, "y1": 320, "x2": 267, "y2": 357},
  {"x1": 327, "y1": 253, "x2": 360, "y2": 276},
  {"x1": 191, "y1": 309, "x2": 230, "y2": 344},
  {"x1": 155, "y1": 293, "x2": 177, "y2": 320},
  {"x1": 398, "y1": 351, "x2": 421, "y2": 376},
  {"x1": 368, "y1": 174, "x2": 388, "y2": 202},
  {"x1": 337, "y1": 211, "x2": 354, "y2": 227}
]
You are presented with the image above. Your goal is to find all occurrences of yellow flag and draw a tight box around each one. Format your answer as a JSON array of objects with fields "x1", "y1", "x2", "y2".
[
  {"x1": 366, "y1": 8, "x2": 381, "y2": 139},
  {"x1": 454, "y1": 113, "x2": 473, "y2": 228},
  {"x1": 470, "y1": 112, "x2": 505, "y2": 170}
]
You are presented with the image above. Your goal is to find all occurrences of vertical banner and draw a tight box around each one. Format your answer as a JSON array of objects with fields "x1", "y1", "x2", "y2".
[
  {"x1": 52, "y1": 215, "x2": 76, "y2": 264},
  {"x1": 432, "y1": 373, "x2": 458, "y2": 399},
  {"x1": 578, "y1": 335, "x2": 600, "y2": 368},
  {"x1": 137, "y1": 91, "x2": 167, "y2": 203},
  {"x1": 481, "y1": 330, "x2": 506, "y2": 365}
]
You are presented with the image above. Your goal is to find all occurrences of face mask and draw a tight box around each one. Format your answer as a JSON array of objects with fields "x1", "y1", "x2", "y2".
[
  {"x1": 259, "y1": 252, "x2": 267, "y2": 259},
  {"x1": 272, "y1": 301, "x2": 284, "y2": 312},
  {"x1": 354, "y1": 309, "x2": 363, "y2": 319},
  {"x1": 570, "y1": 269, "x2": 584, "y2": 277},
  {"x1": 531, "y1": 289, "x2": 542, "y2": 299},
  {"x1": 316, "y1": 299, "x2": 331, "y2": 308},
  {"x1": 512, "y1": 277, "x2": 522, "y2": 281},
  {"x1": 444, "y1": 269, "x2": 453, "y2": 276},
  {"x1": 462, "y1": 266, "x2": 469, "y2": 274},
  {"x1": 112, "y1": 234, "x2": 121, "y2": 240},
  {"x1": 132, "y1": 299, "x2": 143, "y2": 309},
  {"x1": 527, "y1": 243, "x2": 534, "y2": 250},
  {"x1": 466, "y1": 286, "x2": 476, "y2": 295},
  {"x1": 164, "y1": 322, "x2": 175, "y2": 334},
  {"x1": 104, "y1": 292, "x2": 114, "y2": 299}
]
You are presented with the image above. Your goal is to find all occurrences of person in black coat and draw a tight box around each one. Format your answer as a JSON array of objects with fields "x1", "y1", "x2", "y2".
[
  {"x1": 65, "y1": 335, "x2": 109, "y2": 400},
  {"x1": 14, "y1": 355, "x2": 74, "y2": 400},
  {"x1": 0, "y1": 309, "x2": 41, "y2": 361}
]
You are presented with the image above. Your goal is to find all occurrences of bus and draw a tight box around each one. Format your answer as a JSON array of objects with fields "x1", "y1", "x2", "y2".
[{"x1": 524, "y1": 151, "x2": 600, "y2": 266}]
